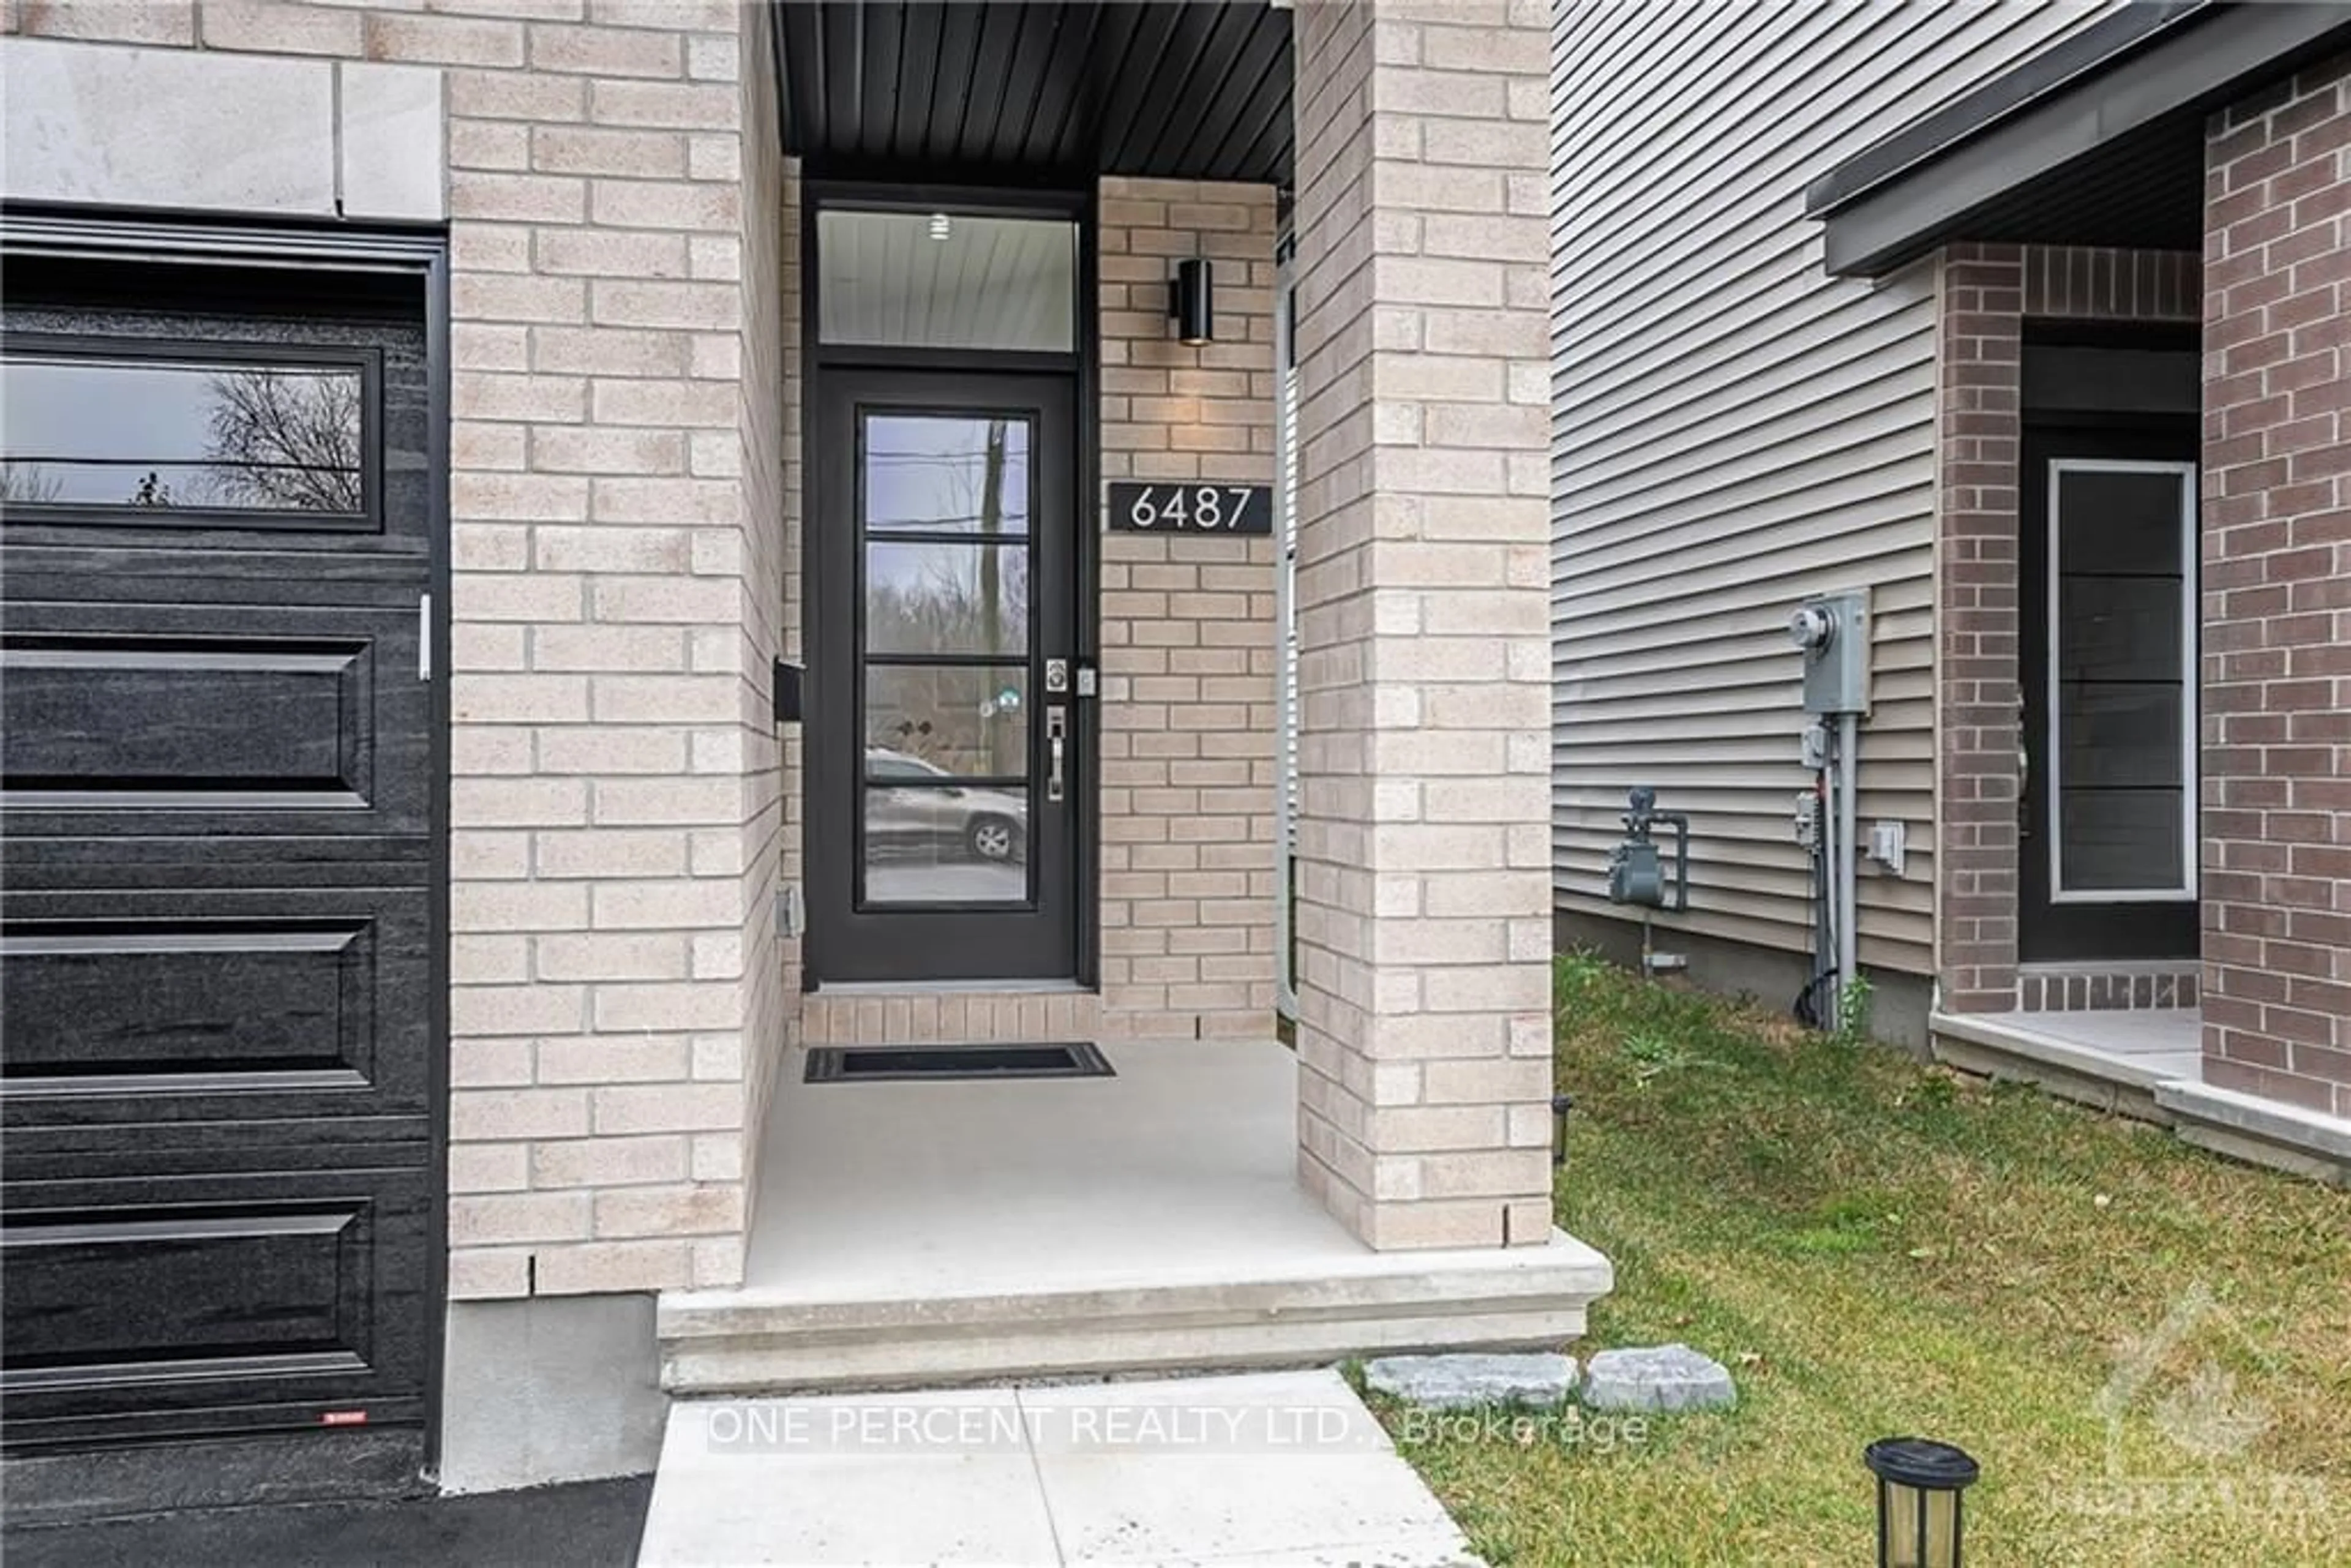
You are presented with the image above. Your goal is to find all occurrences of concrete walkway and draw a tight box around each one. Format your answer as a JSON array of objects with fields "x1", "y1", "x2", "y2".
[{"x1": 636, "y1": 1369, "x2": 1481, "y2": 1567}]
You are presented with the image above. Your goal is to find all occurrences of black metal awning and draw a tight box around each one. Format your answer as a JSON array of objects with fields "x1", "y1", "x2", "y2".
[
  {"x1": 1805, "y1": 1, "x2": 2351, "y2": 277},
  {"x1": 770, "y1": 1, "x2": 1292, "y2": 187}
]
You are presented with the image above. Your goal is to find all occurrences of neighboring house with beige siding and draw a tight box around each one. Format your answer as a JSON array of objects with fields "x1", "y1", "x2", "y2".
[
  {"x1": 1549, "y1": 0, "x2": 2110, "y2": 1025},
  {"x1": 1550, "y1": 0, "x2": 2351, "y2": 1184}
]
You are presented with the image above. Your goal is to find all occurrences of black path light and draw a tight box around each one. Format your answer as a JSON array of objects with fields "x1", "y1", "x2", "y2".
[{"x1": 1863, "y1": 1437, "x2": 1980, "y2": 1567}]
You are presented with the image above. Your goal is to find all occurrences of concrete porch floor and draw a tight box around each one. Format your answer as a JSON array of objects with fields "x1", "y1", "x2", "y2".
[
  {"x1": 658, "y1": 1037, "x2": 1612, "y2": 1394},
  {"x1": 1930, "y1": 1007, "x2": 2351, "y2": 1186}
]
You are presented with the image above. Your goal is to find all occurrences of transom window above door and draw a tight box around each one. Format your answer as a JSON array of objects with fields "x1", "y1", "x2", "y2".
[{"x1": 817, "y1": 209, "x2": 1078, "y2": 354}]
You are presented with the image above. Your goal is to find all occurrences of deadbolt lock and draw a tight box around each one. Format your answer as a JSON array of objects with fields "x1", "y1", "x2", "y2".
[{"x1": 1044, "y1": 658, "x2": 1070, "y2": 694}]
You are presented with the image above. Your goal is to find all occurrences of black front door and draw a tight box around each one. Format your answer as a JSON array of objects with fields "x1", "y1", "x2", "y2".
[
  {"x1": 2019, "y1": 427, "x2": 2201, "y2": 962},
  {"x1": 809, "y1": 370, "x2": 1079, "y2": 982},
  {"x1": 0, "y1": 257, "x2": 437, "y2": 1459}
]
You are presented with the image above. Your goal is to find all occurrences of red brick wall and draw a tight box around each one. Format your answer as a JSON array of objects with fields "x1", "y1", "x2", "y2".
[
  {"x1": 2200, "y1": 57, "x2": 2351, "y2": 1119},
  {"x1": 1933, "y1": 244, "x2": 2201, "y2": 1015}
]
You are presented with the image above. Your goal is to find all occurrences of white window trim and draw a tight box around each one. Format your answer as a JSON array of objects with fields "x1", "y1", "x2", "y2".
[{"x1": 2045, "y1": 457, "x2": 2199, "y2": 905}]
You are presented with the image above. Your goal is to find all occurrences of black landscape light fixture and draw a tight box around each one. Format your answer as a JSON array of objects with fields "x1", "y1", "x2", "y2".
[
  {"x1": 1169, "y1": 257, "x2": 1215, "y2": 345},
  {"x1": 1864, "y1": 1437, "x2": 1980, "y2": 1568}
]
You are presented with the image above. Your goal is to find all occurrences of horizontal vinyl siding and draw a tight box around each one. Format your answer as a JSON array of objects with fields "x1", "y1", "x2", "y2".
[{"x1": 1549, "y1": 1, "x2": 2110, "y2": 977}]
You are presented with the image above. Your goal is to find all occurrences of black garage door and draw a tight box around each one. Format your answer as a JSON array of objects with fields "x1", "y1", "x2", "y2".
[{"x1": 0, "y1": 247, "x2": 441, "y2": 1469}]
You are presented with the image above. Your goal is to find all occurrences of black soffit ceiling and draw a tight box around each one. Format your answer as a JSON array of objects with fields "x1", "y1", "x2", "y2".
[{"x1": 771, "y1": 1, "x2": 1294, "y2": 186}]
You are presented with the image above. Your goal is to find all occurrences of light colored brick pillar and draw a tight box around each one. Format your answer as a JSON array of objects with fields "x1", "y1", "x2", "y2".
[
  {"x1": 1291, "y1": 0, "x2": 1555, "y2": 1250},
  {"x1": 434, "y1": 0, "x2": 782, "y2": 1298},
  {"x1": 735, "y1": 3, "x2": 801, "y2": 1225}
]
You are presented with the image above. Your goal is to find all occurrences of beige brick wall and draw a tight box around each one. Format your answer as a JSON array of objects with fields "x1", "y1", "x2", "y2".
[
  {"x1": 1291, "y1": 0, "x2": 1556, "y2": 1250},
  {"x1": 7, "y1": 1, "x2": 793, "y2": 1299},
  {"x1": 735, "y1": 0, "x2": 800, "y2": 1225},
  {"x1": 1096, "y1": 176, "x2": 1281, "y2": 1040},
  {"x1": 436, "y1": 0, "x2": 776, "y2": 1299}
]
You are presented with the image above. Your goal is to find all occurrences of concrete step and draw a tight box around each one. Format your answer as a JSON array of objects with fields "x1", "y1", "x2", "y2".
[
  {"x1": 1928, "y1": 1008, "x2": 2200, "y2": 1120},
  {"x1": 657, "y1": 1229, "x2": 1612, "y2": 1395},
  {"x1": 2154, "y1": 1079, "x2": 2351, "y2": 1189}
]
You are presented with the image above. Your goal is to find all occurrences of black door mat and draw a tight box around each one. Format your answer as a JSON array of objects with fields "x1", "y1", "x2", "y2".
[{"x1": 803, "y1": 1041, "x2": 1115, "y2": 1082}]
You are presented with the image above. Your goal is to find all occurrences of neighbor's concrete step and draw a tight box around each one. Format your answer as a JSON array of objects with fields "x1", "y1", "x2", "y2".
[
  {"x1": 657, "y1": 1229, "x2": 1613, "y2": 1395},
  {"x1": 2155, "y1": 1078, "x2": 2351, "y2": 1189},
  {"x1": 1930, "y1": 1012, "x2": 2350, "y2": 1187},
  {"x1": 1928, "y1": 1011, "x2": 2181, "y2": 1121}
]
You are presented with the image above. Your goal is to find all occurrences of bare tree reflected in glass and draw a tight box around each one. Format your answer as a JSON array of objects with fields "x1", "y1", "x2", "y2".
[
  {"x1": 863, "y1": 418, "x2": 1026, "y2": 776},
  {"x1": 198, "y1": 370, "x2": 363, "y2": 511},
  {"x1": 978, "y1": 418, "x2": 1011, "y2": 777},
  {"x1": 0, "y1": 463, "x2": 63, "y2": 505}
]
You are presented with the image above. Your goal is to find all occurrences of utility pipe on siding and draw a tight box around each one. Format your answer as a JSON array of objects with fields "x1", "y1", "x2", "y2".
[{"x1": 1837, "y1": 710, "x2": 1860, "y2": 1011}]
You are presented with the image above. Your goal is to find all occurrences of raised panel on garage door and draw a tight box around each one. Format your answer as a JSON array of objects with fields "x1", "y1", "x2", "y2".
[
  {"x1": 0, "y1": 253, "x2": 439, "y2": 1463},
  {"x1": 1, "y1": 885, "x2": 430, "y2": 1129},
  {"x1": 0, "y1": 596, "x2": 427, "y2": 843},
  {"x1": 0, "y1": 1158, "x2": 432, "y2": 1447}
]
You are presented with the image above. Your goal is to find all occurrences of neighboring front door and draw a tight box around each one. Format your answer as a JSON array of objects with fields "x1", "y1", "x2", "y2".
[
  {"x1": 808, "y1": 370, "x2": 1078, "y2": 983},
  {"x1": 2019, "y1": 430, "x2": 2200, "y2": 961}
]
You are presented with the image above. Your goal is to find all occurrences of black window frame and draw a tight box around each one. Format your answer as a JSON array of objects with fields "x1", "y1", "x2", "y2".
[{"x1": 0, "y1": 331, "x2": 384, "y2": 534}]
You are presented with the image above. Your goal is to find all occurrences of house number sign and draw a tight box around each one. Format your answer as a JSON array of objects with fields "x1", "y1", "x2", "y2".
[{"x1": 1107, "y1": 481, "x2": 1273, "y2": 535}]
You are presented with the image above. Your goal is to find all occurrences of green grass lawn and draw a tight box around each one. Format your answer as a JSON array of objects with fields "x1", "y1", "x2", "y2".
[{"x1": 1368, "y1": 955, "x2": 2350, "y2": 1566}]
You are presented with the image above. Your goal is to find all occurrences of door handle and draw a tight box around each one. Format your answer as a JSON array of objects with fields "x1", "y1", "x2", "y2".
[
  {"x1": 1045, "y1": 707, "x2": 1067, "y2": 804},
  {"x1": 2017, "y1": 702, "x2": 2031, "y2": 840}
]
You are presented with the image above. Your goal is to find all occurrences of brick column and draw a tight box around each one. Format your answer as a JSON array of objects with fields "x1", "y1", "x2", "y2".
[
  {"x1": 1291, "y1": 0, "x2": 1554, "y2": 1250},
  {"x1": 2200, "y1": 59, "x2": 2351, "y2": 1120},
  {"x1": 429, "y1": 0, "x2": 783, "y2": 1297},
  {"x1": 1934, "y1": 245, "x2": 2027, "y2": 1014}
]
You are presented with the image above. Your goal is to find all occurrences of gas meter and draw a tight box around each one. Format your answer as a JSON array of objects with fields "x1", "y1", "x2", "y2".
[{"x1": 1606, "y1": 787, "x2": 1689, "y2": 912}]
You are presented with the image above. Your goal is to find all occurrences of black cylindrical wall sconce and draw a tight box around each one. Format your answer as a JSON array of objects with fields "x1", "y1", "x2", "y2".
[{"x1": 1169, "y1": 258, "x2": 1215, "y2": 345}]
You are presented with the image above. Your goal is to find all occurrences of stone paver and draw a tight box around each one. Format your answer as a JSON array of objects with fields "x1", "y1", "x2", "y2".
[
  {"x1": 1581, "y1": 1344, "x2": 1738, "y2": 1412},
  {"x1": 1363, "y1": 1353, "x2": 1577, "y2": 1410}
]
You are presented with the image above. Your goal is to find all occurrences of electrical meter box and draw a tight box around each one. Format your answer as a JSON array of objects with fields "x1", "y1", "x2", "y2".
[{"x1": 1788, "y1": 589, "x2": 1870, "y2": 716}]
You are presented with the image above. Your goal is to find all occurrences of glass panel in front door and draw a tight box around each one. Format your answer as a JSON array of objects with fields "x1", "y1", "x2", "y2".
[
  {"x1": 859, "y1": 412, "x2": 1035, "y2": 908},
  {"x1": 2049, "y1": 463, "x2": 2193, "y2": 899}
]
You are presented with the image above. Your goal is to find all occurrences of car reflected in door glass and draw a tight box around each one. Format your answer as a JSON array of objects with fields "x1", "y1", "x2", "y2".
[{"x1": 862, "y1": 748, "x2": 1027, "y2": 905}]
